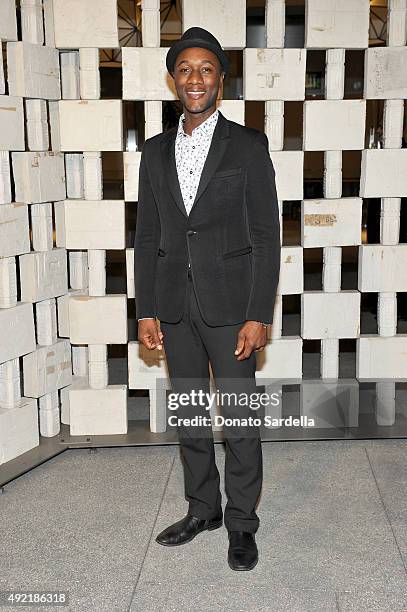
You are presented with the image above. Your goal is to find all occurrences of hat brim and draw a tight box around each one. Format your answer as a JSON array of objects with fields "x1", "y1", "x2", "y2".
[{"x1": 166, "y1": 37, "x2": 229, "y2": 77}]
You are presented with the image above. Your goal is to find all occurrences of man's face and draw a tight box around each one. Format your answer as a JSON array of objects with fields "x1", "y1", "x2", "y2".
[{"x1": 172, "y1": 47, "x2": 224, "y2": 114}]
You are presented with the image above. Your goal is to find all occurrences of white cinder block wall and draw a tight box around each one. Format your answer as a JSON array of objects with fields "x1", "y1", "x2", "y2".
[{"x1": 1, "y1": 0, "x2": 406, "y2": 460}]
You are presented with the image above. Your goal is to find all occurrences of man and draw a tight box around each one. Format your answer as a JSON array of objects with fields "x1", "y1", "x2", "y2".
[{"x1": 134, "y1": 27, "x2": 280, "y2": 571}]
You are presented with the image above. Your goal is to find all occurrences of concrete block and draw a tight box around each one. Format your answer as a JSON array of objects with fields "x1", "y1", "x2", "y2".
[
  {"x1": 0, "y1": 302, "x2": 36, "y2": 363},
  {"x1": 244, "y1": 48, "x2": 306, "y2": 100},
  {"x1": 0, "y1": 151, "x2": 11, "y2": 204},
  {"x1": 7, "y1": 42, "x2": 60, "y2": 100},
  {"x1": 302, "y1": 197, "x2": 362, "y2": 248},
  {"x1": 19, "y1": 248, "x2": 68, "y2": 303},
  {"x1": 63, "y1": 200, "x2": 125, "y2": 250},
  {"x1": 69, "y1": 384, "x2": 128, "y2": 435},
  {"x1": 124, "y1": 152, "x2": 141, "y2": 201},
  {"x1": 25, "y1": 99, "x2": 49, "y2": 151},
  {"x1": 182, "y1": 0, "x2": 246, "y2": 49},
  {"x1": 255, "y1": 337, "x2": 303, "y2": 381},
  {"x1": 305, "y1": 0, "x2": 369, "y2": 49},
  {"x1": 358, "y1": 245, "x2": 407, "y2": 292},
  {"x1": 0, "y1": 49, "x2": 4, "y2": 95},
  {"x1": 65, "y1": 153, "x2": 84, "y2": 199},
  {"x1": 301, "y1": 380, "x2": 359, "y2": 428},
  {"x1": 56, "y1": 289, "x2": 83, "y2": 338},
  {"x1": 122, "y1": 48, "x2": 176, "y2": 100},
  {"x1": 83, "y1": 152, "x2": 102, "y2": 200},
  {"x1": 141, "y1": 5, "x2": 160, "y2": 48},
  {"x1": 265, "y1": 100, "x2": 284, "y2": 151},
  {"x1": 360, "y1": 149, "x2": 407, "y2": 197},
  {"x1": 12, "y1": 152, "x2": 66, "y2": 204},
  {"x1": 279, "y1": 247, "x2": 304, "y2": 295},
  {"x1": 0, "y1": 0, "x2": 18, "y2": 41},
  {"x1": 23, "y1": 338, "x2": 72, "y2": 398},
  {"x1": 79, "y1": 48, "x2": 100, "y2": 100},
  {"x1": 69, "y1": 294, "x2": 128, "y2": 344},
  {"x1": 364, "y1": 47, "x2": 407, "y2": 99},
  {"x1": 43, "y1": 0, "x2": 56, "y2": 47},
  {"x1": 271, "y1": 151, "x2": 304, "y2": 200},
  {"x1": 303, "y1": 100, "x2": 366, "y2": 150},
  {"x1": 0, "y1": 398, "x2": 39, "y2": 465},
  {"x1": 325, "y1": 48, "x2": 345, "y2": 99},
  {"x1": 383, "y1": 99, "x2": 404, "y2": 149},
  {"x1": 0, "y1": 203, "x2": 30, "y2": 258},
  {"x1": 21, "y1": 0, "x2": 44, "y2": 45},
  {"x1": 357, "y1": 336, "x2": 407, "y2": 379},
  {"x1": 217, "y1": 100, "x2": 245, "y2": 125},
  {"x1": 0, "y1": 96, "x2": 25, "y2": 151},
  {"x1": 125, "y1": 248, "x2": 134, "y2": 298},
  {"x1": 265, "y1": 0, "x2": 285, "y2": 48},
  {"x1": 302, "y1": 291, "x2": 360, "y2": 339},
  {"x1": 324, "y1": 150, "x2": 342, "y2": 198},
  {"x1": 59, "y1": 100, "x2": 123, "y2": 151},
  {"x1": 53, "y1": 0, "x2": 119, "y2": 48},
  {"x1": 31, "y1": 202, "x2": 54, "y2": 251},
  {"x1": 128, "y1": 341, "x2": 168, "y2": 389},
  {"x1": 60, "y1": 51, "x2": 80, "y2": 100}
]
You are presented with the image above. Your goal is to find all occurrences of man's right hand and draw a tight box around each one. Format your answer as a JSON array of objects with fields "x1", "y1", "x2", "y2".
[{"x1": 138, "y1": 319, "x2": 164, "y2": 350}]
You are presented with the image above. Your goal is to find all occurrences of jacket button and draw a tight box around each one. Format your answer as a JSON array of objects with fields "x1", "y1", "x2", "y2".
[{"x1": 187, "y1": 230, "x2": 196, "y2": 236}]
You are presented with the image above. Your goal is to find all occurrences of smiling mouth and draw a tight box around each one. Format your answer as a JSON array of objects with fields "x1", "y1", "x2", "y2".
[{"x1": 186, "y1": 91, "x2": 206, "y2": 98}]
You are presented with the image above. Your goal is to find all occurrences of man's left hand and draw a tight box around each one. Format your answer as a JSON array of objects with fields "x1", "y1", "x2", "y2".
[{"x1": 234, "y1": 321, "x2": 268, "y2": 360}]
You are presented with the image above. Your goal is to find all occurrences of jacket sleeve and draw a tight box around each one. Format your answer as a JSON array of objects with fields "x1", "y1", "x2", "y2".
[
  {"x1": 245, "y1": 131, "x2": 281, "y2": 325},
  {"x1": 134, "y1": 141, "x2": 161, "y2": 319}
]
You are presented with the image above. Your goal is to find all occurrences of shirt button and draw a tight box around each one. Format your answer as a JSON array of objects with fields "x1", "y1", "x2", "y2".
[
  {"x1": 192, "y1": 146, "x2": 195, "y2": 149},
  {"x1": 189, "y1": 195, "x2": 192, "y2": 199},
  {"x1": 190, "y1": 170, "x2": 193, "y2": 174}
]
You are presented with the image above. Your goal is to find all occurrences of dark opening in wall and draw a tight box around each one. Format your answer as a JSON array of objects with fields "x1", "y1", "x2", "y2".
[
  {"x1": 362, "y1": 198, "x2": 381, "y2": 244},
  {"x1": 302, "y1": 339, "x2": 321, "y2": 379},
  {"x1": 360, "y1": 292, "x2": 378, "y2": 334},
  {"x1": 341, "y1": 246, "x2": 359, "y2": 291},
  {"x1": 305, "y1": 50, "x2": 325, "y2": 100},
  {"x1": 344, "y1": 50, "x2": 364, "y2": 99},
  {"x1": 102, "y1": 152, "x2": 124, "y2": 199},
  {"x1": 342, "y1": 150, "x2": 361, "y2": 197},
  {"x1": 283, "y1": 200, "x2": 301, "y2": 246},
  {"x1": 304, "y1": 151, "x2": 323, "y2": 199},
  {"x1": 106, "y1": 249, "x2": 126, "y2": 295},
  {"x1": 284, "y1": 101, "x2": 303, "y2": 150},
  {"x1": 400, "y1": 197, "x2": 407, "y2": 243},
  {"x1": 397, "y1": 293, "x2": 407, "y2": 333},
  {"x1": 282, "y1": 294, "x2": 301, "y2": 337},
  {"x1": 123, "y1": 100, "x2": 145, "y2": 150},
  {"x1": 100, "y1": 65, "x2": 123, "y2": 99},
  {"x1": 303, "y1": 247, "x2": 323, "y2": 291},
  {"x1": 339, "y1": 339, "x2": 356, "y2": 378},
  {"x1": 365, "y1": 99, "x2": 384, "y2": 149},
  {"x1": 245, "y1": 100, "x2": 264, "y2": 132}
]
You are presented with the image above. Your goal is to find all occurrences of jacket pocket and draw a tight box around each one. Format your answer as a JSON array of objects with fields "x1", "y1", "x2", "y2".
[
  {"x1": 157, "y1": 248, "x2": 166, "y2": 257},
  {"x1": 213, "y1": 167, "x2": 242, "y2": 179},
  {"x1": 222, "y1": 245, "x2": 252, "y2": 260}
]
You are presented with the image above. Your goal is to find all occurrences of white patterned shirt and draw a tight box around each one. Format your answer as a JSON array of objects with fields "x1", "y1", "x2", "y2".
[
  {"x1": 175, "y1": 108, "x2": 219, "y2": 215},
  {"x1": 138, "y1": 110, "x2": 219, "y2": 321}
]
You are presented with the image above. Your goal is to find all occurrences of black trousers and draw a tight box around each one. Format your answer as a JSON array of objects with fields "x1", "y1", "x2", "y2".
[{"x1": 159, "y1": 268, "x2": 263, "y2": 533}]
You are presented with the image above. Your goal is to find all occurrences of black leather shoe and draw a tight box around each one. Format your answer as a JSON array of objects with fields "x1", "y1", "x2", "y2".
[
  {"x1": 227, "y1": 530, "x2": 258, "y2": 570},
  {"x1": 155, "y1": 511, "x2": 223, "y2": 546}
]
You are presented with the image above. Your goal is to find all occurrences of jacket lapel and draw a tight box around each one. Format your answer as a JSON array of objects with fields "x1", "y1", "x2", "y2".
[{"x1": 160, "y1": 110, "x2": 231, "y2": 219}]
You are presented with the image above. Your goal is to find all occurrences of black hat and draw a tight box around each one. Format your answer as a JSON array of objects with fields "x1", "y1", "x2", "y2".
[{"x1": 166, "y1": 27, "x2": 229, "y2": 78}]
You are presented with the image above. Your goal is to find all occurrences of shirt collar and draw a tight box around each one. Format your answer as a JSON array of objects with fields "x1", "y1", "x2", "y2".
[{"x1": 176, "y1": 108, "x2": 219, "y2": 139}]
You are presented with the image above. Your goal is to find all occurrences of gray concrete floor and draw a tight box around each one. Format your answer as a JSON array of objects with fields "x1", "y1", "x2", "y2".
[{"x1": 1, "y1": 439, "x2": 407, "y2": 611}]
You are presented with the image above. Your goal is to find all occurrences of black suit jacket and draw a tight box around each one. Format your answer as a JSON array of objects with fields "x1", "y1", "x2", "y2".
[{"x1": 134, "y1": 110, "x2": 281, "y2": 326}]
